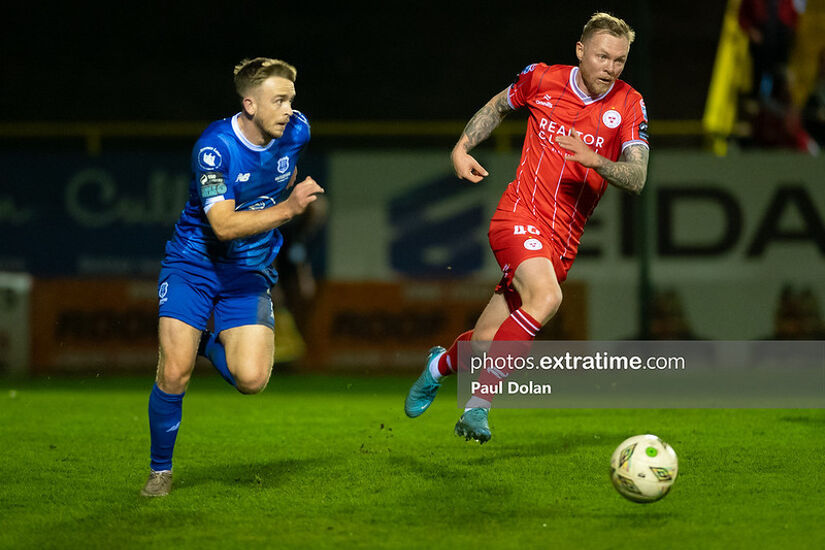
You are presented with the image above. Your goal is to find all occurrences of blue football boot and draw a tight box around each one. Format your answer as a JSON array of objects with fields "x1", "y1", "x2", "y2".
[
  {"x1": 454, "y1": 407, "x2": 491, "y2": 444},
  {"x1": 404, "y1": 346, "x2": 446, "y2": 418}
]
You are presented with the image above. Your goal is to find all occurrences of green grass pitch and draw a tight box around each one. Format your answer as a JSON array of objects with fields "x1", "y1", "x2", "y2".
[{"x1": 1, "y1": 372, "x2": 823, "y2": 549}]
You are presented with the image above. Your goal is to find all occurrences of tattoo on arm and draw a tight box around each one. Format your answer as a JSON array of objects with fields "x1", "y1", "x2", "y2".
[
  {"x1": 461, "y1": 91, "x2": 513, "y2": 151},
  {"x1": 595, "y1": 144, "x2": 649, "y2": 194}
]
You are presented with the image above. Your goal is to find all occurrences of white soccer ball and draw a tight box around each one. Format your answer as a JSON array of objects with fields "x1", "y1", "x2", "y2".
[{"x1": 610, "y1": 434, "x2": 678, "y2": 503}]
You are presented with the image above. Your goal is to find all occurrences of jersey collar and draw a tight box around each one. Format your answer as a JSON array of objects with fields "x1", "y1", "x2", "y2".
[
  {"x1": 231, "y1": 113, "x2": 276, "y2": 152},
  {"x1": 570, "y1": 67, "x2": 614, "y2": 105}
]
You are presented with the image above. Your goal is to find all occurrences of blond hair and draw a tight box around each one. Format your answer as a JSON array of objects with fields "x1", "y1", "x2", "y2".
[
  {"x1": 581, "y1": 12, "x2": 635, "y2": 44},
  {"x1": 233, "y1": 57, "x2": 297, "y2": 97}
]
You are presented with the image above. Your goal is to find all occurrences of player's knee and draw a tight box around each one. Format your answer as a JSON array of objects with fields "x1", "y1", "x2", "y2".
[
  {"x1": 156, "y1": 368, "x2": 192, "y2": 394},
  {"x1": 542, "y1": 286, "x2": 564, "y2": 322},
  {"x1": 156, "y1": 358, "x2": 194, "y2": 394},
  {"x1": 235, "y1": 377, "x2": 268, "y2": 395},
  {"x1": 234, "y1": 366, "x2": 272, "y2": 395},
  {"x1": 523, "y1": 287, "x2": 563, "y2": 325}
]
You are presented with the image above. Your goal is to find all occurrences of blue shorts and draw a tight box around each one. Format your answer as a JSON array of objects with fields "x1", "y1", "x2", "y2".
[{"x1": 157, "y1": 264, "x2": 275, "y2": 333}]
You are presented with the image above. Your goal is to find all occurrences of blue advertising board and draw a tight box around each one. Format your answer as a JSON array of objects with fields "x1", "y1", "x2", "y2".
[{"x1": 0, "y1": 150, "x2": 327, "y2": 276}]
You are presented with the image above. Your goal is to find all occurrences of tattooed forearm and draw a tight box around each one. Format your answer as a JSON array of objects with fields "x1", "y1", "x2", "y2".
[
  {"x1": 460, "y1": 90, "x2": 513, "y2": 151},
  {"x1": 595, "y1": 145, "x2": 649, "y2": 195}
]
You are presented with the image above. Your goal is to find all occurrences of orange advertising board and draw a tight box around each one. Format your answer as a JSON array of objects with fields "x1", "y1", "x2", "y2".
[
  {"x1": 28, "y1": 278, "x2": 586, "y2": 374},
  {"x1": 30, "y1": 278, "x2": 159, "y2": 374}
]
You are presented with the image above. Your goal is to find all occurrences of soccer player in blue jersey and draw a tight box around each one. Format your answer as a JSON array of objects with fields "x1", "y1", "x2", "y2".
[{"x1": 140, "y1": 57, "x2": 324, "y2": 497}]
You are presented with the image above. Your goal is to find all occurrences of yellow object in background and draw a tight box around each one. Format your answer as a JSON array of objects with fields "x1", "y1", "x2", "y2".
[
  {"x1": 788, "y1": 0, "x2": 825, "y2": 108},
  {"x1": 704, "y1": 0, "x2": 825, "y2": 155},
  {"x1": 273, "y1": 307, "x2": 306, "y2": 364},
  {"x1": 703, "y1": 0, "x2": 750, "y2": 156}
]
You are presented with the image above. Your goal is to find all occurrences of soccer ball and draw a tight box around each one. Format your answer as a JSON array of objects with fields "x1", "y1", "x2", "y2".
[{"x1": 610, "y1": 434, "x2": 678, "y2": 503}]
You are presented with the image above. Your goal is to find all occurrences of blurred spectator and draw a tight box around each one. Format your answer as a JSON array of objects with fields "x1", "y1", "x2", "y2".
[
  {"x1": 274, "y1": 195, "x2": 329, "y2": 334},
  {"x1": 750, "y1": 68, "x2": 819, "y2": 153},
  {"x1": 738, "y1": 0, "x2": 817, "y2": 153},
  {"x1": 802, "y1": 48, "x2": 825, "y2": 147},
  {"x1": 268, "y1": 196, "x2": 328, "y2": 369},
  {"x1": 739, "y1": 0, "x2": 805, "y2": 101}
]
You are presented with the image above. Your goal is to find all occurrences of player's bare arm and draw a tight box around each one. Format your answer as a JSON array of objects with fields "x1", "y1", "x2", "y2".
[
  {"x1": 555, "y1": 132, "x2": 648, "y2": 195},
  {"x1": 451, "y1": 89, "x2": 514, "y2": 182},
  {"x1": 595, "y1": 145, "x2": 648, "y2": 194},
  {"x1": 206, "y1": 177, "x2": 324, "y2": 241}
]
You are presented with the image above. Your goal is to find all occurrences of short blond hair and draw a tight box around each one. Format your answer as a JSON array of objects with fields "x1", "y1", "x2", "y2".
[
  {"x1": 581, "y1": 12, "x2": 635, "y2": 44},
  {"x1": 233, "y1": 57, "x2": 297, "y2": 97}
]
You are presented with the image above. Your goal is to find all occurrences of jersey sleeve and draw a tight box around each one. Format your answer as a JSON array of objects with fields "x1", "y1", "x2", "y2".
[
  {"x1": 619, "y1": 92, "x2": 650, "y2": 153},
  {"x1": 291, "y1": 110, "x2": 311, "y2": 148},
  {"x1": 507, "y1": 63, "x2": 546, "y2": 110},
  {"x1": 191, "y1": 136, "x2": 233, "y2": 213}
]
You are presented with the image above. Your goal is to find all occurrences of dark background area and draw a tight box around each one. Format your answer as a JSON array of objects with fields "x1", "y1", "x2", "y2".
[{"x1": 1, "y1": 1, "x2": 725, "y2": 123}]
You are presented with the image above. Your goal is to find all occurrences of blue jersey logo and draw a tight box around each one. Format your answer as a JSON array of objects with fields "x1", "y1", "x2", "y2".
[
  {"x1": 198, "y1": 146, "x2": 223, "y2": 170},
  {"x1": 277, "y1": 156, "x2": 290, "y2": 174}
]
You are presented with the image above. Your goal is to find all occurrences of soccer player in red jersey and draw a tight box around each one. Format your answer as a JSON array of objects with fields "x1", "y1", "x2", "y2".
[{"x1": 405, "y1": 12, "x2": 650, "y2": 442}]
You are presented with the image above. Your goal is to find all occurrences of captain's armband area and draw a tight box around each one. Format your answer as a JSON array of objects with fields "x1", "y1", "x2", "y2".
[{"x1": 199, "y1": 172, "x2": 227, "y2": 200}]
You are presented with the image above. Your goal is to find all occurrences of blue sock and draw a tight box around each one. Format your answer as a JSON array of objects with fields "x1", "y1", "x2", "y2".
[
  {"x1": 200, "y1": 330, "x2": 236, "y2": 387},
  {"x1": 148, "y1": 384, "x2": 185, "y2": 471}
]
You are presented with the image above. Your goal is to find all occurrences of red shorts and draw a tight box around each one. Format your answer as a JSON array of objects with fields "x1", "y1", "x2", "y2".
[{"x1": 488, "y1": 211, "x2": 569, "y2": 311}]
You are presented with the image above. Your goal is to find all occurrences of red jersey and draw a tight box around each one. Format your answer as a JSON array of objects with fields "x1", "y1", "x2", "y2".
[{"x1": 499, "y1": 63, "x2": 649, "y2": 267}]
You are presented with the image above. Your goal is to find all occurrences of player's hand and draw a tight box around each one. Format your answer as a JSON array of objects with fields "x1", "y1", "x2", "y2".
[
  {"x1": 286, "y1": 177, "x2": 325, "y2": 217},
  {"x1": 554, "y1": 131, "x2": 602, "y2": 169},
  {"x1": 451, "y1": 148, "x2": 489, "y2": 183}
]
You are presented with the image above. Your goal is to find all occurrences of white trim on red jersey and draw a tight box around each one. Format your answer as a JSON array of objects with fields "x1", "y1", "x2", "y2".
[
  {"x1": 569, "y1": 67, "x2": 614, "y2": 104},
  {"x1": 622, "y1": 139, "x2": 649, "y2": 152}
]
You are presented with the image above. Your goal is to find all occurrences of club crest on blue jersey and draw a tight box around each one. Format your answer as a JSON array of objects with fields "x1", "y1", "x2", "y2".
[
  {"x1": 198, "y1": 146, "x2": 223, "y2": 170},
  {"x1": 277, "y1": 156, "x2": 290, "y2": 174}
]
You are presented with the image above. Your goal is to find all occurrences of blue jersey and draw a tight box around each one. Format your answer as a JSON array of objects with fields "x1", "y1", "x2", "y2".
[{"x1": 162, "y1": 111, "x2": 310, "y2": 279}]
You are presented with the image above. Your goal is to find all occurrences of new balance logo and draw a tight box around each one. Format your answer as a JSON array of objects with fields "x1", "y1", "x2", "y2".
[{"x1": 236, "y1": 173, "x2": 251, "y2": 182}]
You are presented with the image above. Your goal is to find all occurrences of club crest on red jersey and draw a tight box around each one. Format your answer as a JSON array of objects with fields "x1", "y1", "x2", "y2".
[
  {"x1": 523, "y1": 238, "x2": 543, "y2": 250},
  {"x1": 602, "y1": 109, "x2": 622, "y2": 129}
]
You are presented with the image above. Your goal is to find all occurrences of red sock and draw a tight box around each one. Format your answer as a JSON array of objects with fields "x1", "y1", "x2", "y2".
[
  {"x1": 472, "y1": 308, "x2": 541, "y2": 400},
  {"x1": 492, "y1": 308, "x2": 541, "y2": 341},
  {"x1": 437, "y1": 330, "x2": 473, "y2": 376}
]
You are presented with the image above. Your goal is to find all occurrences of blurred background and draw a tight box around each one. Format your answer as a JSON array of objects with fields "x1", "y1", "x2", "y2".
[{"x1": 1, "y1": 0, "x2": 823, "y2": 377}]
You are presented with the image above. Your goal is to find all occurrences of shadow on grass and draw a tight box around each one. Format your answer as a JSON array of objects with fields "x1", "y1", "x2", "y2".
[
  {"x1": 606, "y1": 511, "x2": 673, "y2": 524},
  {"x1": 11, "y1": 457, "x2": 341, "y2": 548},
  {"x1": 390, "y1": 431, "x2": 610, "y2": 476},
  {"x1": 176, "y1": 456, "x2": 337, "y2": 491},
  {"x1": 779, "y1": 414, "x2": 825, "y2": 426}
]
